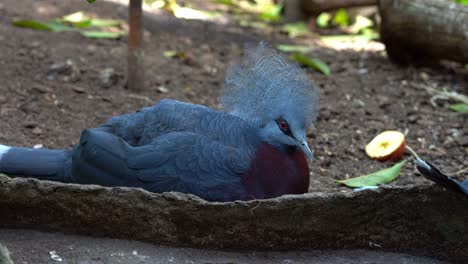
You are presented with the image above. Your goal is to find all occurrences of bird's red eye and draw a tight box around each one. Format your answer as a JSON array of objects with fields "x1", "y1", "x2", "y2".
[{"x1": 280, "y1": 121, "x2": 288, "y2": 130}]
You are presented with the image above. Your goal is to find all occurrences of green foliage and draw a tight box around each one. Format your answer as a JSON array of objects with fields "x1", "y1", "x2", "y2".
[
  {"x1": 213, "y1": 0, "x2": 282, "y2": 24},
  {"x1": 315, "y1": 9, "x2": 378, "y2": 43},
  {"x1": 13, "y1": 20, "x2": 75, "y2": 32},
  {"x1": 289, "y1": 54, "x2": 330, "y2": 76},
  {"x1": 316, "y1": 12, "x2": 331, "y2": 28},
  {"x1": 80, "y1": 31, "x2": 124, "y2": 38},
  {"x1": 320, "y1": 32, "x2": 378, "y2": 43},
  {"x1": 337, "y1": 160, "x2": 406, "y2": 188},
  {"x1": 62, "y1": 12, "x2": 124, "y2": 28},
  {"x1": 281, "y1": 22, "x2": 310, "y2": 38},
  {"x1": 257, "y1": 3, "x2": 282, "y2": 22},
  {"x1": 333, "y1": 8, "x2": 349, "y2": 27},
  {"x1": 454, "y1": 0, "x2": 468, "y2": 5},
  {"x1": 349, "y1": 15, "x2": 373, "y2": 34},
  {"x1": 163, "y1": 50, "x2": 185, "y2": 58},
  {"x1": 448, "y1": 103, "x2": 468, "y2": 113},
  {"x1": 276, "y1": 44, "x2": 313, "y2": 53},
  {"x1": 12, "y1": 12, "x2": 124, "y2": 39},
  {"x1": 214, "y1": 0, "x2": 237, "y2": 6},
  {"x1": 87, "y1": 0, "x2": 96, "y2": 3}
]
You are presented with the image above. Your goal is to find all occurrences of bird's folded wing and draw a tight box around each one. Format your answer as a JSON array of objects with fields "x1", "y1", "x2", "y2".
[
  {"x1": 102, "y1": 99, "x2": 226, "y2": 146},
  {"x1": 127, "y1": 132, "x2": 253, "y2": 196}
]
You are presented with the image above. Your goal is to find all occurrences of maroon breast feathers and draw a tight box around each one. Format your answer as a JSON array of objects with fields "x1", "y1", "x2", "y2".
[{"x1": 241, "y1": 142, "x2": 310, "y2": 199}]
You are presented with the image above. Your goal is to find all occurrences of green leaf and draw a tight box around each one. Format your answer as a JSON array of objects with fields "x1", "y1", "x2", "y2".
[
  {"x1": 316, "y1": 12, "x2": 331, "y2": 28},
  {"x1": 276, "y1": 44, "x2": 313, "y2": 53},
  {"x1": 87, "y1": 0, "x2": 96, "y2": 3},
  {"x1": 89, "y1": 18, "x2": 124, "y2": 27},
  {"x1": 289, "y1": 54, "x2": 330, "y2": 76},
  {"x1": 13, "y1": 19, "x2": 75, "y2": 32},
  {"x1": 349, "y1": 15, "x2": 373, "y2": 34},
  {"x1": 258, "y1": 4, "x2": 282, "y2": 22},
  {"x1": 13, "y1": 19, "x2": 54, "y2": 30},
  {"x1": 63, "y1": 11, "x2": 88, "y2": 23},
  {"x1": 281, "y1": 22, "x2": 310, "y2": 38},
  {"x1": 46, "y1": 21, "x2": 77, "y2": 32},
  {"x1": 62, "y1": 12, "x2": 123, "y2": 28},
  {"x1": 71, "y1": 20, "x2": 93, "y2": 28},
  {"x1": 320, "y1": 34, "x2": 378, "y2": 43},
  {"x1": 171, "y1": 4, "x2": 221, "y2": 21},
  {"x1": 239, "y1": 20, "x2": 271, "y2": 30},
  {"x1": 448, "y1": 103, "x2": 468, "y2": 113},
  {"x1": 454, "y1": 0, "x2": 468, "y2": 5},
  {"x1": 337, "y1": 160, "x2": 406, "y2": 188},
  {"x1": 333, "y1": 8, "x2": 349, "y2": 27},
  {"x1": 80, "y1": 31, "x2": 124, "y2": 38},
  {"x1": 163, "y1": 50, "x2": 185, "y2": 58},
  {"x1": 214, "y1": 0, "x2": 237, "y2": 7}
]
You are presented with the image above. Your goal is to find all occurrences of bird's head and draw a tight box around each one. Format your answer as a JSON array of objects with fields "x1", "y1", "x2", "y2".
[{"x1": 221, "y1": 42, "x2": 319, "y2": 160}]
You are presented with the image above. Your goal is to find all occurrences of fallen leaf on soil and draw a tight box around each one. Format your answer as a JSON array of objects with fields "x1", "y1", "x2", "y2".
[
  {"x1": 337, "y1": 160, "x2": 406, "y2": 188},
  {"x1": 13, "y1": 14, "x2": 124, "y2": 39},
  {"x1": 257, "y1": 3, "x2": 282, "y2": 22},
  {"x1": 163, "y1": 50, "x2": 185, "y2": 59},
  {"x1": 281, "y1": 22, "x2": 310, "y2": 38},
  {"x1": 80, "y1": 31, "x2": 124, "y2": 39},
  {"x1": 62, "y1": 11, "x2": 124, "y2": 28},
  {"x1": 448, "y1": 103, "x2": 468, "y2": 113},
  {"x1": 13, "y1": 19, "x2": 75, "y2": 32},
  {"x1": 289, "y1": 54, "x2": 330, "y2": 76},
  {"x1": 316, "y1": 12, "x2": 331, "y2": 28},
  {"x1": 320, "y1": 33, "x2": 378, "y2": 44},
  {"x1": 276, "y1": 44, "x2": 313, "y2": 53}
]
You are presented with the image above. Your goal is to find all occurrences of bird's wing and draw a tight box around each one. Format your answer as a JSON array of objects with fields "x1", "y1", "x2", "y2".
[
  {"x1": 99, "y1": 99, "x2": 236, "y2": 146},
  {"x1": 127, "y1": 131, "x2": 255, "y2": 201}
]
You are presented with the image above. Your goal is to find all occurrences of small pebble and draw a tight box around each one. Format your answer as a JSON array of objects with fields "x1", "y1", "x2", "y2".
[
  {"x1": 72, "y1": 86, "x2": 86, "y2": 94},
  {"x1": 98, "y1": 68, "x2": 119, "y2": 89},
  {"x1": 157, "y1": 86, "x2": 169, "y2": 93},
  {"x1": 32, "y1": 127, "x2": 42, "y2": 135},
  {"x1": 32, "y1": 84, "x2": 52, "y2": 93}
]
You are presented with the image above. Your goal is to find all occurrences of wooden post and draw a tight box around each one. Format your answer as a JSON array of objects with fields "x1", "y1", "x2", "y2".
[
  {"x1": 127, "y1": 0, "x2": 144, "y2": 91},
  {"x1": 379, "y1": 0, "x2": 468, "y2": 65}
]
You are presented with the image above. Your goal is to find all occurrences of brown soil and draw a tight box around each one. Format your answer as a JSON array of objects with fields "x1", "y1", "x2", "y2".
[{"x1": 0, "y1": 0, "x2": 466, "y2": 192}]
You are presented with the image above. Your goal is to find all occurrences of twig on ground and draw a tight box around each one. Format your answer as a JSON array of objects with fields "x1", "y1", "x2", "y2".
[
  {"x1": 410, "y1": 82, "x2": 468, "y2": 106},
  {"x1": 128, "y1": 93, "x2": 153, "y2": 104}
]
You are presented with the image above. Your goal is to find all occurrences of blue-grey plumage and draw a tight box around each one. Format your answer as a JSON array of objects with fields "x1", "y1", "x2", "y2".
[{"x1": 0, "y1": 42, "x2": 319, "y2": 202}]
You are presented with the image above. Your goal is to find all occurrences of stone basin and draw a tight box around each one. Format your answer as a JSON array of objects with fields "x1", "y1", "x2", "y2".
[{"x1": 0, "y1": 175, "x2": 466, "y2": 262}]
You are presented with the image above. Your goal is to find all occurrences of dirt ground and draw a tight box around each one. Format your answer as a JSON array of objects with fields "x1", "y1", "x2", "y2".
[{"x1": 0, "y1": 229, "x2": 451, "y2": 264}]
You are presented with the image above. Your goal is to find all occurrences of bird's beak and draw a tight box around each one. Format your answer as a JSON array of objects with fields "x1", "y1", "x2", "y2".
[{"x1": 299, "y1": 140, "x2": 313, "y2": 160}]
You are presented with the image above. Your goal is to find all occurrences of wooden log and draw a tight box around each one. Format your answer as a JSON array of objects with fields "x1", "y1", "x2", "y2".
[{"x1": 379, "y1": 0, "x2": 468, "y2": 65}]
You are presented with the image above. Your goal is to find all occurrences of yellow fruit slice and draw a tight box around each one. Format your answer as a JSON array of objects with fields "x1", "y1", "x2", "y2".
[{"x1": 365, "y1": 131, "x2": 406, "y2": 161}]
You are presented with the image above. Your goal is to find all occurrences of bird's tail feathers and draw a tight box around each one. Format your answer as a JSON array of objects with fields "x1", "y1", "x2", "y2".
[{"x1": 0, "y1": 144, "x2": 70, "y2": 181}]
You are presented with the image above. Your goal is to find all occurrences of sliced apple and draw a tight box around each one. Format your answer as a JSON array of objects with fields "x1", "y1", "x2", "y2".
[{"x1": 365, "y1": 131, "x2": 406, "y2": 161}]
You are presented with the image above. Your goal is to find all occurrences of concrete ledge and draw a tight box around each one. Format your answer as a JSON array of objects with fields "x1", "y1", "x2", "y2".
[{"x1": 0, "y1": 175, "x2": 467, "y2": 261}]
